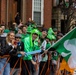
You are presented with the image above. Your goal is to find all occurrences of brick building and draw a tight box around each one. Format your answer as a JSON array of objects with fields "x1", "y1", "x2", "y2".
[{"x1": 0, "y1": 0, "x2": 53, "y2": 29}]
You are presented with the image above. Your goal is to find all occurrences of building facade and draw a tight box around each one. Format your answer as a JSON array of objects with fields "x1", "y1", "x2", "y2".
[
  {"x1": 0, "y1": 0, "x2": 53, "y2": 29},
  {"x1": 52, "y1": 0, "x2": 76, "y2": 34}
]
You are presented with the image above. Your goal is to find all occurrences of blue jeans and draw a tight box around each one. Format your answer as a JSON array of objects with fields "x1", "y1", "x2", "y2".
[{"x1": 0, "y1": 58, "x2": 10, "y2": 75}]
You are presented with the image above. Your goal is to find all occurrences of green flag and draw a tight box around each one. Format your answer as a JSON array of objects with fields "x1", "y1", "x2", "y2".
[{"x1": 51, "y1": 27, "x2": 76, "y2": 69}]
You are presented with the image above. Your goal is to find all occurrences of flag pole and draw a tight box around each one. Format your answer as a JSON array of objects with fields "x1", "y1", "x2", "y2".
[
  {"x1": 51, "y1": 27, "x2": 76, "y2": 48},
  {"x1": 44, "y1": 27, "x2": 76, "y2": 53}
]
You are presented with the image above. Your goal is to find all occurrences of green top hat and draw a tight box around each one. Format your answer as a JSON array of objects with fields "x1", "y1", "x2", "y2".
[
  {"x1": 48, "y1": 28, "x2": 54, "y2": 34},
  {"x1": 47, "y1": 28, "x2": 56, "y2": 40},
  {"x1": 47, "y1": 34, "x2": 56, "y2": 40},
  {"x1": 31, "y1": 29, "x2": 41, "y2": 35}
]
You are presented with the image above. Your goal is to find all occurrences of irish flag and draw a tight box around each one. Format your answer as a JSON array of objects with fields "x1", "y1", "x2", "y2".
[{"x1": 51, "y1": 27, "x2": 76, "y2": 69}]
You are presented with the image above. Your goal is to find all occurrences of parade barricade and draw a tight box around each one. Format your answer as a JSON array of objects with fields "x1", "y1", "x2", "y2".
[
  {"x1": 0, "y1": 55, "x2": 10, "y2": 75},
  {"x1": 0, "y1": 51, "x2": 74, "y2": 75}
]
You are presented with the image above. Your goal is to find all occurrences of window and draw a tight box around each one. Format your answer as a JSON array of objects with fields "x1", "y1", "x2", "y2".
[
  {"x1": 32, "y1": 0, "x2": 44, "y2": 27},
  {"x1": 34, "y1": 12, "x2": 41, "y2": 25}
]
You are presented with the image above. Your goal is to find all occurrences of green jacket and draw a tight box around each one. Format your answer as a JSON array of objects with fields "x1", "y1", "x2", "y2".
[
  {"x1": 21, "y1": 33, "x2": 29, "y2": 42},
  {"x1": 23, "y1": 35, "x2": 40, "y2": 60},
  {"x1": 23, "y1": 36, "x2": 33, "y2": 60}
]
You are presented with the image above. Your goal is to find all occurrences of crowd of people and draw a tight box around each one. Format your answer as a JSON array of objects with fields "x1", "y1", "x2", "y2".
[{"x1": 0, "y1": 17, "x2": 73, "y2": 75}]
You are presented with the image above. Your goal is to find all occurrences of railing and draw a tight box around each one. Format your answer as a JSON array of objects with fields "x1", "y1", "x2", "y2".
[{"x1": 0, "y1": 54, "x2": 74, "y2": 75}]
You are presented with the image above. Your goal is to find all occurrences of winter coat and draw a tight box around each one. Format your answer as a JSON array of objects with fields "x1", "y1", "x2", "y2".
[{"x1": 0, "y1": 36, "x2": 17, "y2": 56}]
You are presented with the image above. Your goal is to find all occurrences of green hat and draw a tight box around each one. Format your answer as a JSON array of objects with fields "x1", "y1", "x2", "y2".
[
  {"x1": 47, "y1": 34, "x2": 56, "y2": 40},
  {"x1": 48, "y1": 28, "x2": 54, "y2": 35},
  {"x1": 4, "y1": 29, "x2": 10, "y2": 33},
  {"x1": 31, "y1": 24, "x2": 37, "y2": 28},
  {"x1": 31, "y1": 29, "x2": 40, "y2": 35},
  {"x1": 47, "y1": 28, "x2": 56, "y2": 40},
  {"x1": 27, "y1": 25, "x2": 33, "y2": 33}
]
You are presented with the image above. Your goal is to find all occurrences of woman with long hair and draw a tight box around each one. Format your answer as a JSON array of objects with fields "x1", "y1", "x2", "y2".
[{"x1": 0, "y1": 31, "x2": 17, "y2": 75}]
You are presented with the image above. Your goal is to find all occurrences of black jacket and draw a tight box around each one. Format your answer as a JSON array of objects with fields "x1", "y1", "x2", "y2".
[
  {"x1": 10, "y1": 41, "x2": 24, "y2": 68},
  {"x1": 0, "y1": 36, "x2": 17, "y2": 56}
]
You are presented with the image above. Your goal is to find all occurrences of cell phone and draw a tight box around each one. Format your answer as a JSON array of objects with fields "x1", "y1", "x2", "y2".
[{"x1": 14, "y1": 41, "x2": 17, "y2": 45}]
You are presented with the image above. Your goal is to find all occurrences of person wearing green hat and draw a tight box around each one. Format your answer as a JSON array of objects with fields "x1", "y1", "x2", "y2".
[
  {"x1": 22, "y1": 29, "x2": 40, "y2": 75},
  {"x1": 41, "y1": 35, "x2": 52, "y2": 62},
  {"x1": 38, "y1": 33, "x2": 52, "y2": 75},
  {"x1": 31, "y1": 29, "x2": 41, "y2": 75},
  {"x1": 48, "y1": 28, "x2": 56, "y2": 45},
  {"x1": 38, "y1": 28, "x2": 49, "y2": 75},
  {"x1": 46, "y1": 35, "x2": 52, "y2": 49},
  {"x1": 47, "y1": 29, "x2": 59, "y2": 75}
]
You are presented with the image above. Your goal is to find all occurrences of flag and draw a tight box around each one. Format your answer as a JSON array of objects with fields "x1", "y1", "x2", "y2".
[
  {"x1": 60, "y1": 59, "x2": 74, "y2": 73},
  {"x1": 51, "y1": 27, "x2": 76, "y2": 69}
]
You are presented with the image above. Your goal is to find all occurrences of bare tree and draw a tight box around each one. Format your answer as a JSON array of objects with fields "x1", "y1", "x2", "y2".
[{"x1": 58, "y1": 0, "x2": 76, "y2": 33}]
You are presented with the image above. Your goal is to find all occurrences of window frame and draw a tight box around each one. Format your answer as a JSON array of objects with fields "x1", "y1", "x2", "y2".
[{"x1": 32, "y1": 0, "x2": 44, "y2": 27}]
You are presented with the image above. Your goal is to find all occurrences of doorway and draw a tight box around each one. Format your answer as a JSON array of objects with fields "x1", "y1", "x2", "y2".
[
  {"x1": 52, "y1": 19, "x2": 56, "y2": 28},
  {"x1": 17, "y1": 0, "x2": 21, "y2": 17},
  {"x1": 61, "y1": 20, "x2": 67, "y2": 34}
]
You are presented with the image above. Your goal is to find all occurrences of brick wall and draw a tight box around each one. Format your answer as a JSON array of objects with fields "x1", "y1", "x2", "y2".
[
  {"x1": 0, "y1": 0, "x2": 53, "y2": 29},
  {"x1": 44, "y1": 0, "x2": 52, "y2": 29},
  {"x1": 0, "y1": 0, "x2": 17, "y2": 24},
  {"x1": 26, "y1": 0, "x2": 32, "y2": 22},
  {"x1": 1, "y1": 0, "x2": 7, "y2": 24},
  {"x1": 26, "y1": 0, "x2": 53, "y2": 29}
]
